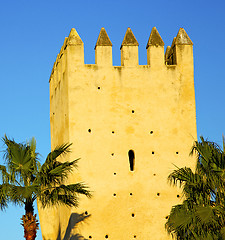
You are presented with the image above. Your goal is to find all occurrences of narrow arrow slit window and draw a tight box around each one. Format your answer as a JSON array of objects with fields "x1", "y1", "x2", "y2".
[{"x1": 128, "y1": 150, "x2": 135, "y2": 171}]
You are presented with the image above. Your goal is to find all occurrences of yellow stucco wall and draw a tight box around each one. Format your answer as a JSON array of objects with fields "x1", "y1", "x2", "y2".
[{"x1": 38, "y1": 27, "x2": 197, "y2": 240}]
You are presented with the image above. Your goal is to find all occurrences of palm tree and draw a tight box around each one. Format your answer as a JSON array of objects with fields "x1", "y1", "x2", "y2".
[
  {"x1": 0, "y1": 135, "x2": 91, "y2": 240},
  {"x1": 165, "y1": 136, "x2": 225, "y2": 239}
]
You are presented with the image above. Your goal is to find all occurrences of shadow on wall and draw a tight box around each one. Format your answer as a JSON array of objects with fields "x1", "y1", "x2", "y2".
[{"x1": 56, "y1": 212, "x2": 90, "y2": 240}]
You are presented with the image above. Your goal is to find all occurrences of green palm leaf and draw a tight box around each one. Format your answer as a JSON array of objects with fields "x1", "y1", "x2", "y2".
[
  {"x1": 10, "y1": 185, "x2": 39, "y2": 203},
  {"x1": 39, "y1": 183, "x2": 91, "y2": 208},
  {"x1": 45, "y1": 143, "x2": 72, "y2": 164},
  {"x1": 39, "y1": 158, "x2": 79, "y2": 186},
  {"x1": 0, "y1": 184, "x2": 8, "y2": 210}
]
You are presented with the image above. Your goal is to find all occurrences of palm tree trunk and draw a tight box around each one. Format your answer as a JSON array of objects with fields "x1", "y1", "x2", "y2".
[{"x1": 21, "y1": 201, "x2": 39, "y2": 240}]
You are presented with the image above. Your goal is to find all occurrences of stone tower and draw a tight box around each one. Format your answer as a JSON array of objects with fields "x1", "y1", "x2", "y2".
[{"x1": 39, "y1": 27, "x2": 197, "y2": 240}]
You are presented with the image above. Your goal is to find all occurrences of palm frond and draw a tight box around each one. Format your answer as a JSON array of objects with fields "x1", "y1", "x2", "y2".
[
  {"x1": 38, "y1": 158, "x2": 79, "y2": 186},
  {"x1": 2, "y1": 135, "x2": 39, "y2": 184},
  {"x1": 0, "y1": 184, "x2": 9, "y2": 210},
  {"x1": 195, "y1": 205, "x2": 219, "y2": 226},
  {"x1": 0, "y1": 165, "x2": 11, "y2": 183},
  {"x1": 39, "y1": 183, "x2": 91, "y2": 208},
  {"x1": 10, "y1": 185, "x2": 39, "y2": 203},
  {"x1": 45, "y1": 143, "x2": 72, "y2": 164},
  {"x1": 48, "y1": 160, "x2": 78, "y2": 181},
  {"x1": 165, "y1": 204, "x2": 193, "y2": 236},
  {"x1": 219, "y1": 227, "x2": 225, "y2": 240},
  {"x1": 168, "y1": 166, "x2": 196, "y2": 187},
  {"x1": 166, "y1": 203, "x2": 223, "y2": 239}
]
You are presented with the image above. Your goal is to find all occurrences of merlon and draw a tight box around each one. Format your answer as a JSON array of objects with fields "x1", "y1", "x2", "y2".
[
  {"x1": 120, "y1": 27, "x2": 139, "y2": 49},
  {"x1": 146, "y1": 27, "x2": 164, "y2": 48},
  {"x1": 175, "y1": 28, "x2": 193, "y2": 45},
  {"x1": 67, "y1": 28, "x2": 83, "y2": 45},
  {"x1": 95, "y1": 28, "x2": 112, "y2": 49}
]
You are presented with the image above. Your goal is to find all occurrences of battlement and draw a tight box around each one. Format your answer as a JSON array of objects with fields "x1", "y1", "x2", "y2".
[{"x1": 50, "y1": 27, "x2": 193, "y2": 80}]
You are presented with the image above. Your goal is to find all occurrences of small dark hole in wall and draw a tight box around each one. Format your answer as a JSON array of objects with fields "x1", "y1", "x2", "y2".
[
  {"x1": 152, "y1": 151, "x2": 154, "y2": 154},
  {"x1": 128, "y1": 150, "x2": 135, "y2": 171},
  {"x1": 165, "y1": 216, "x2": 168, "y2": 219},
  {"x1": 132, "y1": 110, "x2": 135, "y2": 113},
  {"x1": 150, "y1": 131, "x2": 153, "y2": 134},
  {"x1": 113, "y1": 193, "x2": 116, "y2": 196},
  {"x1": 88, "y1": 129, "x2": 91, "y2": 133},
  {"x1": 53, "y1": 112, "x2": 55, "y2": 115},
  {"x1": 130, "y1": 193, "x2": 133, "y2": 196},
  {"x1": 85, "y1": 211, "x2": 88, "y2": 215},
  {"x1": 105, "y1": 235, "x2": 109, "y2": 238},
  {"x1": 98, "y1": 86, "x2": 100, "y2": 89},
  {"x1": 157, "y1": 193, "x2": 160, "y2": 196},
  {"x1": 89, "y1": 236, "x2": 92, "y2": 239},
  {"x1": 153, "y1": 174, "x2": 156, "y2": 176},
  {"x1": 114, "y1": 173, "x2": 116, "y2": 175},
  {"x1": 112, "y1": 131, "x2": 114, "y2": 134},
  {"x1": 111, "y1": 153, "x2": 114, "y2": 156},
  {"x1": 134, "y1": 235, "x2": 136, "y2": 238},
  {"x1": 132, "y1": 213, "x2": 135, "y2": 217},
  {"x1": 177, "y1": 195, "x2": 180, "y2": 198},
  {"x1": 176, "y1": 152, "x2": 179, "y2": 154}
]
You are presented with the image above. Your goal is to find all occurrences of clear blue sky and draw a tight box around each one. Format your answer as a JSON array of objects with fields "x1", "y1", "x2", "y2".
[{"x1": 0, "y1": 0, "x2": 224, "y2": 239}]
